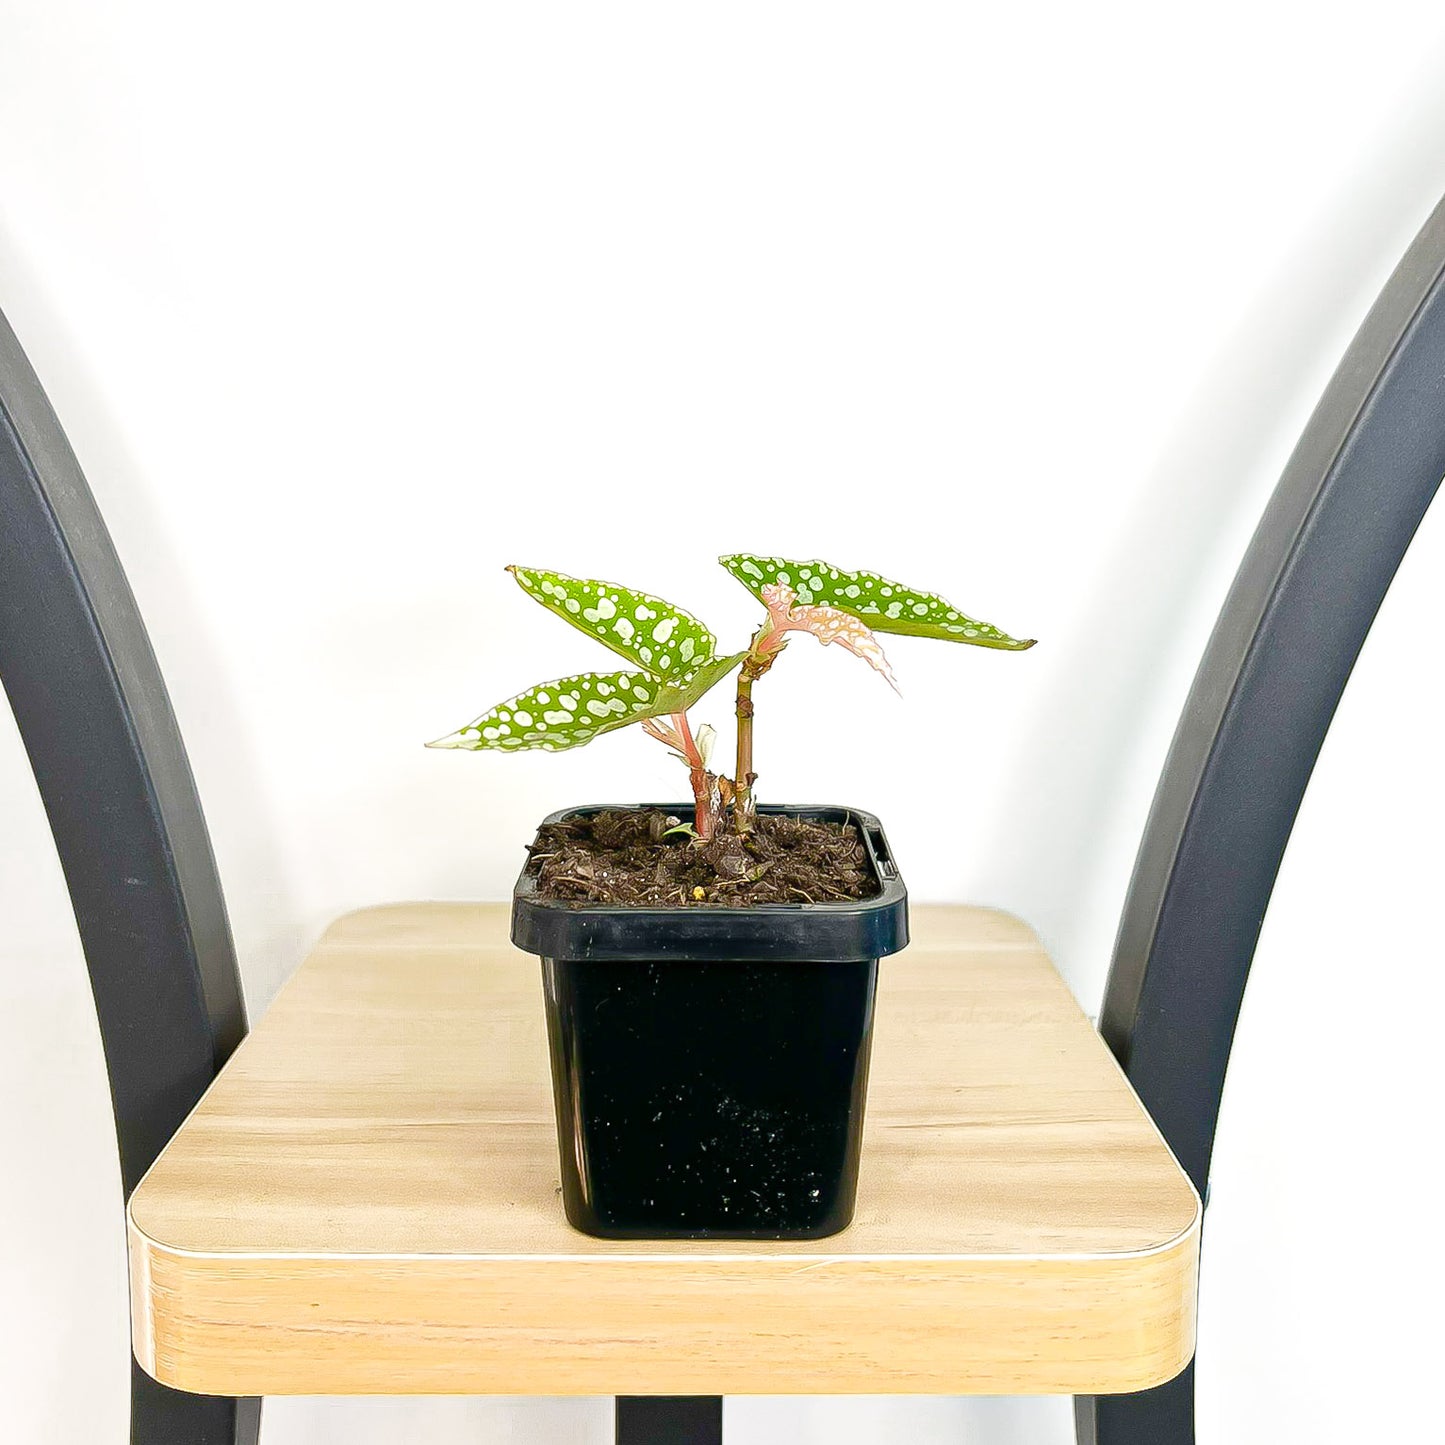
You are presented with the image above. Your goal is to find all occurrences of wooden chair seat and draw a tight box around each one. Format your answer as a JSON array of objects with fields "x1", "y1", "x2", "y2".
[{"x1": 128, "y1": 903, "x2": 1198, "y2": 1398}]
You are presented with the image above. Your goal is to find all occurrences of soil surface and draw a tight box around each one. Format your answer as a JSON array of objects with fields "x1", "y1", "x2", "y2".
[{"x1": 528, "y1": 809, "x2": 879, "y2": 907}]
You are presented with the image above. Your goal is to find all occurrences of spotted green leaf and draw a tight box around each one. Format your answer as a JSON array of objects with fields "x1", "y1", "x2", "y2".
[
  {"x1": 651, "y1": 649, "x2": 747, "y2": 714},
  {"x1": 426, "y1": 652, "x2": 744, "y2": 755},
  {"x1": 719, "y1": 554, "x2": 1036, "y2": 650},
  {"x1": 509, "y1": 565, "x2": 717, "y2": 680},
  {"x1": 427, "y1": 669, "x2": 669, "y2": 753}
]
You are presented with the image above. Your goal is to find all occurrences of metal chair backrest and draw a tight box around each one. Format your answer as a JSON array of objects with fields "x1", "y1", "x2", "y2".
[
  {"x1": 0, "y1": 307, "x2": 259, "y2": 1445},
  {"x1": 1076, "y1": 196, "x2": 1445, "y2": 1445}
]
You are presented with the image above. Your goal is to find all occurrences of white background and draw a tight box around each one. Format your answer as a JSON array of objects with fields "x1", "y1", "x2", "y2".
[{"x1": 3, "y1": 3, "x2": 1444, "y2": 1441}]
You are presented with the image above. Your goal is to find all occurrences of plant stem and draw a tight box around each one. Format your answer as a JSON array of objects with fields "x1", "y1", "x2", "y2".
[
  {"x1": 732, "y1": 612, "x2": 788, "y2": 834},
  {"x1": 733, "y1": 663, "x2": 758, "y2": 834},
  {"x1": 673, "y1": 710, "x2": 718, "y2": 840}
]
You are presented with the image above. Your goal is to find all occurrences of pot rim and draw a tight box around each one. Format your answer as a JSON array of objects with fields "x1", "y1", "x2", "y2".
[{"x1": 511, "y1": 802, "x2": 909, "y2": 963}]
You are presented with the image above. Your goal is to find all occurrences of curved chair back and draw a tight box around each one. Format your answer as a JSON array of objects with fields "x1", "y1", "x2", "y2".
[
  {"x1": 0, "y1": 308, "x2": 259, "y2": 1444},
  {"x1": 1076, "y1": 197, "x2": 1445, "y2": 1444}
]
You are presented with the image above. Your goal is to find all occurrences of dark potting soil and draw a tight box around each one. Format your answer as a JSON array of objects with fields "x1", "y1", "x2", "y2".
[{"x1": 528, "y1": 809, "x2": 880, "y2": 907}]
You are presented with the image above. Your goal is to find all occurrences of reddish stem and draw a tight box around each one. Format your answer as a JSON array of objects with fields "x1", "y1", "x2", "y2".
[
  {"x1": 672, "y1": 711, "x2": 718, "y2": 840},
  {"x1": 641, "y1": 711, "x2": 719, "y2": 840}
]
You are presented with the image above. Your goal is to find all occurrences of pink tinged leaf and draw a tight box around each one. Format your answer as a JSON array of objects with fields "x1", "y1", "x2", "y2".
[
  {"x1": 640, "y1": 716, "x2": 684, "y2": 751},
  {"x1": 641, "y1": 712, "x2": 709, "y2": 770},
  {"x1": 760, "y1": 582, "x2": 797, "y2": 632},
  {"x1": 760, "y1": 583, "x2": 899, "y2": 692},
  {"x1": 794, "y1": 605, "x2": 901, "y2": 692}
]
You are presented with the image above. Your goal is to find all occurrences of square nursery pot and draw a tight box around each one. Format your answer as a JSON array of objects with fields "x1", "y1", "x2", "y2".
[{"x1": 511, "y1": 803, "x2": 909, "y2": 1240}]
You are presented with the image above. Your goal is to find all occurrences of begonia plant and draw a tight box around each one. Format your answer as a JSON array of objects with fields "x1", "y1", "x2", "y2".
[{"x1": 429, "y1": 556, "x2": 1034, "y2": 840}]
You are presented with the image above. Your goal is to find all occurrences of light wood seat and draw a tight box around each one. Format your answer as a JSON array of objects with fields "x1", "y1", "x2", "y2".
[{"x1": 127, "y1": 903, "x2": 1198, "y2": 1399}]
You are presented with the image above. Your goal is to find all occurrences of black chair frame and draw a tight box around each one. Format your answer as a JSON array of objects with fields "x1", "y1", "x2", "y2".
[
  {"x1": 1077, "y1": 194, "x2": 1445, "y2": 1442},
  {"x1": 1, "y1": 310, "x2": 259, "y2": 1443}
]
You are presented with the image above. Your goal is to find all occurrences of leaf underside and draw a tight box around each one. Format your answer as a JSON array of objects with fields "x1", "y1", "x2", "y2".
[
  {"x1": 509, "y1": 565, "x2": 718, "y2": 680},
  {"x1": 762, "y1": 583, "x2": 898, "y2": 691},
  {"x1": 719, "y1": 554, "x2": 1035, "y2": 650}
]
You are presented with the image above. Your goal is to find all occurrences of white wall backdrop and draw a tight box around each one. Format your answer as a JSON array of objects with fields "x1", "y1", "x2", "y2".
[{"x1": 3, "y1": 4, "x2": 1444, "y2": 1442}]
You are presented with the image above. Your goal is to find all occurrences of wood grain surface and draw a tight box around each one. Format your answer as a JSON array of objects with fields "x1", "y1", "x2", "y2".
[{"x1": 128, "y1": 903, "x2": 1199, "y2": 1396}]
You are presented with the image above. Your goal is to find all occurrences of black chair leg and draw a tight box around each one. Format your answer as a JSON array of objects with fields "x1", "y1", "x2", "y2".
[
  {"x1": 1075, "y1": 1363, "x2": 1194, "y2": 1445},
  {"x1": 129, "y1": 1360, "x2": 261, "y2": 1444},
  {"x1": 616, "y1": 1396, "x2": 722, "y2": 1444}
]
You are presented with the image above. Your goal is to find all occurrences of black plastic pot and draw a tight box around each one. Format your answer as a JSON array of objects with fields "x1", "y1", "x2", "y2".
[{"x1": 512, "y1": 803, "x2": 909, "y2": 1239}]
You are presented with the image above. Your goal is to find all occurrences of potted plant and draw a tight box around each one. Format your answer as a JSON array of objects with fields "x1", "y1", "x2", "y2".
[{"x1": 429, "y1": 555, "x2": 1034, "y2": 1239}]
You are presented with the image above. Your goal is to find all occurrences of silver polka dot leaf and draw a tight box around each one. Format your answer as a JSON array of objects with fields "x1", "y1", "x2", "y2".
[
  {"x1": 426, "y1": 650, "x2": 744, "y2": 755},
  {"x1": 718, "y1": 554, "x2": 1036, "y2": 650},
  {"x1": 508, "y1": 565, "x2": 718, "y2": 680}
]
